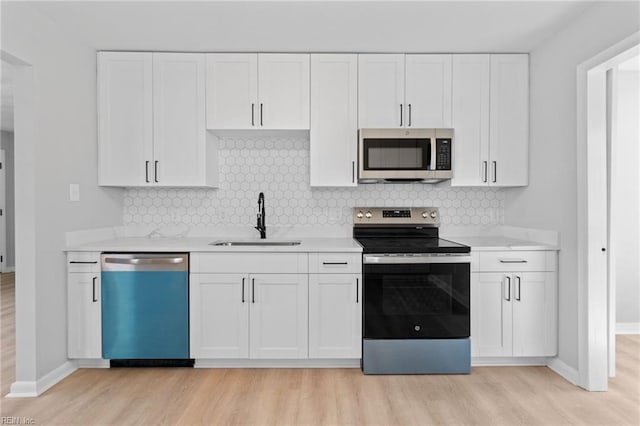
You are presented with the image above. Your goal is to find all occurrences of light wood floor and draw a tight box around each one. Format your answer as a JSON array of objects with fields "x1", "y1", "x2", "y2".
[{"x1": 1, "y1": 272, "x2": 638, "y2": 425}]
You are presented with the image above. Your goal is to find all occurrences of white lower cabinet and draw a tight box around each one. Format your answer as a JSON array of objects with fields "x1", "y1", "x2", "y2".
[
  {"x1": 471, "y1": 250, "x2": 558, "y2": 359},
  {"x1": 189, "y1": 273, "x2": 249, "y2": 358},
  {"x1": 67, "y1": 252, "x2": 102, "y2": 359},
  {"x1": 189, "y1": 253, "x2": 309, "y2": 359},
  {"x1": 308, "y1": 274, "x2": 361, "y2": 358},
  {"x1": 249, "y1": 274, "x2": 308, "y2": 359}
]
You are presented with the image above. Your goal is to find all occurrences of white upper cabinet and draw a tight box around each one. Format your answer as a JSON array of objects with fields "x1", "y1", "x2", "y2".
[
  {"x1": 451, "y1": 54, "x2": 491, "y2": 186},
  {"x1": 405, "y1": 54, "x2": 452, "y2": 128},
  {"x1": 451, "y1": 54, "x2": 528, "y2": 187},
  {"x1": 98, "y1": 52, "x2": 153, "y2": 186},
  {"x1": 205, "y1": 54, "x2": 258, "y2": 130},
  {"x1": 489, "y1": 54, "x2": 529, "y2": 187},
  {"x1": 310, "y1": 54, "x2": 358, "y2": 187},
  {"x1": 153, "y1": 53, "x2": 209, "y2": 186},
  {"x1": 258, "y1": 54, "x2": 310, "y2": 130},
  {"x1": 358, "y1": 54, "x2": 452, "y2": 129},
  {"x1": 358, "y1": 54, "x2": 405, "y2": 128},
  {"x1": 98, "y1": 52, "x2": 215, "y2": 187},
  {"x1": 206, "y1": 53, "x2": 309, "y2": 130}
]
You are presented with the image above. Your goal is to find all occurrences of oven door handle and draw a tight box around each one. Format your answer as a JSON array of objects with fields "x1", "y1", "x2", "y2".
[{"x1": 363, "y1": 254, "x2": 471, "y2": 264}]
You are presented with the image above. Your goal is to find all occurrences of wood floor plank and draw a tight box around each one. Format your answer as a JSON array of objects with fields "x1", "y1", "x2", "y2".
[{"x1": 1, "y1": 272, "x2": 638, "y2": 425}]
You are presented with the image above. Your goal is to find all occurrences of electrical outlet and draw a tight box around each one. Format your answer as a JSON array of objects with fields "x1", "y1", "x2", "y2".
[{"x1": 69, "y1": 184, "x2": 80, "y2": 202}]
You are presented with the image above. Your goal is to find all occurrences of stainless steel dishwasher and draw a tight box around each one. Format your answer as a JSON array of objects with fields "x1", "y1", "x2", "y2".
[{"x1": 101, "y1": 253, "x2": 191, "y2": 366}]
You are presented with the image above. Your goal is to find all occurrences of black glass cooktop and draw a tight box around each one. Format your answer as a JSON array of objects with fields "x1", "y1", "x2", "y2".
[{"x1": 354, "y1": 236, "x2": 470, "y2": 254}]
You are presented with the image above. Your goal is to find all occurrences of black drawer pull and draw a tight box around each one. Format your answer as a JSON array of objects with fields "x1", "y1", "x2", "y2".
[
  {"x1": 322, "y1": 262, "x2": 348, "y2": 265},
  {"x1": 69, "y1": 261, "x2": 98, "y2": 264}
]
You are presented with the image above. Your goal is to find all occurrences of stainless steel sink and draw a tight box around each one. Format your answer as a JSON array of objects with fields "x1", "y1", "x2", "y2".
[{"x1": 210, "y1": 240, "x2": 302, "y2": 247}]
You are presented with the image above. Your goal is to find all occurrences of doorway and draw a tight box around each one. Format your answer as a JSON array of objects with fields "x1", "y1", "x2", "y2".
[{"x1": 577, "y1": 33, "x2": 640, "y2": 391}]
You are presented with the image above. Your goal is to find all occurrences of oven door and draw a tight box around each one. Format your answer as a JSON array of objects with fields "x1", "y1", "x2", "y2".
[{"x1": 363, "y1": 254, "x2": 470, "y2": 339}]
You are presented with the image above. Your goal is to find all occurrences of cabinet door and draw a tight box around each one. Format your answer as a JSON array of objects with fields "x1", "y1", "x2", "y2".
[
  {"x1": 68, "y1": 273, "x2": 101, "y2": 358},
  {"x1": 258, "y1": 54, "x2": 310, "y2": 129},
  {"x1": 489, "y1": 54, "x2": 529, "y2": 186},
  {"x1": 358, "y1": 54, "x2": 405, "y2": 128},
  {"x1": 153, "y1": 53, "x2": 207, "y2": 186},
  {"x1": 405, "y1": 54, "x2": 452, "y2": 128},
  {"x1": 249, "y1": 274, "x2": 308, "y2": 359},
  {"x1": 472, "y1": 273, "x2": 512, "y2": 357},
  {"x1": 512, "y1": 272, "x2": 556, "y2": 356},
  {"x1": 98, "y1": 52, "x2": 153, "y2": 186},
  {"x1": 206, "y1": 54, "x2": 258, "y2": 130},
  {"x1": 190, "y1": 274, "x2": 249, "y2": 358},
  {"x1": 308, "y1": 274, "x2": 361, "y2": 359},
  {"x1": 310, "y1": 54, "x2": 358, "y2": 187},
  {"x1": 451, "y1": 54, "x2": 490, "y2": 186}
]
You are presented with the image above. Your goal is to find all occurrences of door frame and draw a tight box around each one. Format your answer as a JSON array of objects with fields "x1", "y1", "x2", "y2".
[
  {"x1": 576, "y1": 31, "x2": 640, "y2": 391},
  {"x1": 0, "y1": 148, "x2": 5, "y2": 273}
]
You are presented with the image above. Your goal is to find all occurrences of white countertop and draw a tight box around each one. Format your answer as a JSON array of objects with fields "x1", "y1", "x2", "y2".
[
  {"x1": 66, "y1": 236, "x2": 363, "y2": 253},
  {"x1": 445, "y1": 236, "x2": 559, "y2": 251}
]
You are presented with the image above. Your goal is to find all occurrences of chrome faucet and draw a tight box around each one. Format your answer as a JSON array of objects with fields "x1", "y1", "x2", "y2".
[{"x1": 255, "y1": 192, "x2": 266, "y2": 239}]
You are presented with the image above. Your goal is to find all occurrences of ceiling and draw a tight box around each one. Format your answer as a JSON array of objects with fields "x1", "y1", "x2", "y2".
[
  {"x1": 1, "y1": 60, "x2": 14, "y2": 132},
  {"x1": 27, "y1": 1, "x2": 596, "y2": 53}
]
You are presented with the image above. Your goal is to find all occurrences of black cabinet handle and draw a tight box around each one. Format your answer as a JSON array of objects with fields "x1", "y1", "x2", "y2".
[
  {"x1": 251, "y1": 104, "x2": 255, "y2": 126},
  {"x1": 352, "y1": 161, "x2": 355, "y2": 183},
  {"x1": 92, "y1": 277, "x2": 98, "y2": 302},
  {"x1": 356, "y1": 278, "x2": 359, "y2": 304},
  {"x1": 400, "y1": 104, "x2": 403, "y2": 127},
  {"x1": 492, "y1": 161, "x2": 497, "y2": 183},
  {"x1": 260, "y1": 104, "x2": 263, "y2": 126},
  {"x1": 408, "y1": 104, "x2": 412, "y2": 127},
  {"x1": 505, "y1": 276, "x2": 511, "y2": 301},
  {"x1": 69, "y1": 261, "x2": 98, "y2": 264},
  {"x1": 516, "y1": 276, "x2": 521, "y2": 301},
  {"x1": 323, "y1": 262, "x2": 348, "y2": 265},
  {"x1": 154, "y1": 161, "x2": 159, "y2": 183},
  {"x1": 483, "y1": 161, "x2": 488, "y2": 183},
  {"x1": 252, "y1": 278, "x2": 255, "y2": 303},
  {"x1": 145, "y1": 161, "x2": 150, "y2": 183},
  {"x1": 241, "y1": 277, "x2": 245, "y2": 303}
]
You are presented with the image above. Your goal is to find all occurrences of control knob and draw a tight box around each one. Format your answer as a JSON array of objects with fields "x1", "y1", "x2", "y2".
[
  {"x1": 365, "y1": 211, "x2": 373, "y2": 219},
  {"x1": 430, "y1": 211, "x2": 437, "y2": 219},
  {"x1": 356, "y1": 211, "x2": 364, "y2": 219}
]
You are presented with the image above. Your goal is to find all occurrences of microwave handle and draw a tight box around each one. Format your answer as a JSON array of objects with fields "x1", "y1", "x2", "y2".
[{"x1": 431, "y1": 138, "x2": 437, "y2": 171}]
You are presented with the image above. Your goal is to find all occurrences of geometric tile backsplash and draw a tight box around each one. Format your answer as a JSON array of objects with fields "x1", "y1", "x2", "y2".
[{"x1": 123, "y1": 136, "x2": 505, "y2": 228}]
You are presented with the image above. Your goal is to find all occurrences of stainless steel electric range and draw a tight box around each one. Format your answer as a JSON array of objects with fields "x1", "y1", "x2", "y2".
[{"x1": 353, "y1": 207, "x2": 472, "y2": 375}]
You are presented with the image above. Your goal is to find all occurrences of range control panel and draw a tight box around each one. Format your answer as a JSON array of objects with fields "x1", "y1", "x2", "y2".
[{"x1": 353, "y1": 207, "x2": 440, "y2": 226}]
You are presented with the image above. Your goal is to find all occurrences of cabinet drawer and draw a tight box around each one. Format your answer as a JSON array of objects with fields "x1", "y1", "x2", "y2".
[
  {"x1": 309, "y1": 253, "x2": 362, "y2": 274},
  {"x1": 67, "y1": 252, "x2": 101, "y2": 273},
  {"x1": 478, "y1": 251, "x2": 556, "y2": 272},
  {"x1": 191, "y1": 253, "x2": 308, "y2": 274}
]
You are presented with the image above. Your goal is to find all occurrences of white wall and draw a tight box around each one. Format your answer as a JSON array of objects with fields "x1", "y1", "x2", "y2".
[
  {"x1": 504, "y1": 2, "x2": 640, "y2": 370},
  {"x1": 1, "y1": 3, "x2": 123, "y2": 383},
  {"x1": 614, "y1": 69, "x2": 640, "y2": 329},
  {"x1": 1, "y1": 130, "x2": 15, "y2": 269}
]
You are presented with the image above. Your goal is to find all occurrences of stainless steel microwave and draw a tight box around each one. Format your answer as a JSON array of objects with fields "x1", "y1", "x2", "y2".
[{"x1": 358, "y1": 128, "x2": 453, "y2": 183}]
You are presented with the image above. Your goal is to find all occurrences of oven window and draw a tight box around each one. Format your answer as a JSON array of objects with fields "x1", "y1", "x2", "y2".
[
  {"x1": 364, "y1": 262, "x2": 470, "y2": 339},
  {"x1": 382, "y1": 275, "x2": 452, "y2": 316},
  {"x1": 363, "y1": 138, "x2": 430, "y2": 170}
]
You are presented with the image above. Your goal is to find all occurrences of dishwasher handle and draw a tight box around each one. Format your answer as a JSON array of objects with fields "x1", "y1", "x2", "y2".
[
  {"x1": 104, "y1": 257, "x2": 185, "y2": 265},
  {"x1": 101, "y1": 254, "x2": 189, "y2": 272}
]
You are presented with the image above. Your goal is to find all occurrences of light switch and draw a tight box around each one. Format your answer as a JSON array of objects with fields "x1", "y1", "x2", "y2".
[{"x1": 69, "y1": 184, "x2": 80, "y2": 202}]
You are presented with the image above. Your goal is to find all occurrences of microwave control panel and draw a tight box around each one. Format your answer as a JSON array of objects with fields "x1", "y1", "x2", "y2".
[{"x1": 435, "y1": 139, "x2": 452, "y2": 170}]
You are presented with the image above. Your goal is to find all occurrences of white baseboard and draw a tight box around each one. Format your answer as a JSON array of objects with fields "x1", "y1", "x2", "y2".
[
  {"x1": 472, "y1": 357, "x2": 548, "y2": 366},
  {"x1": 6, "y1": 361, "x2": 76, "y2": 398},
  {"x1": 547, "y1": 357, "x2": 579, "y2": 386},
  {"x1": 195, "y1": 359, "x2": 360, "y2": 369},
  {"x1": 73, "y1": 359, "x2": 110, "y2": 368},
  {"x1": 616, "y1": 322, "x2": 640, "y2": 334}
]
